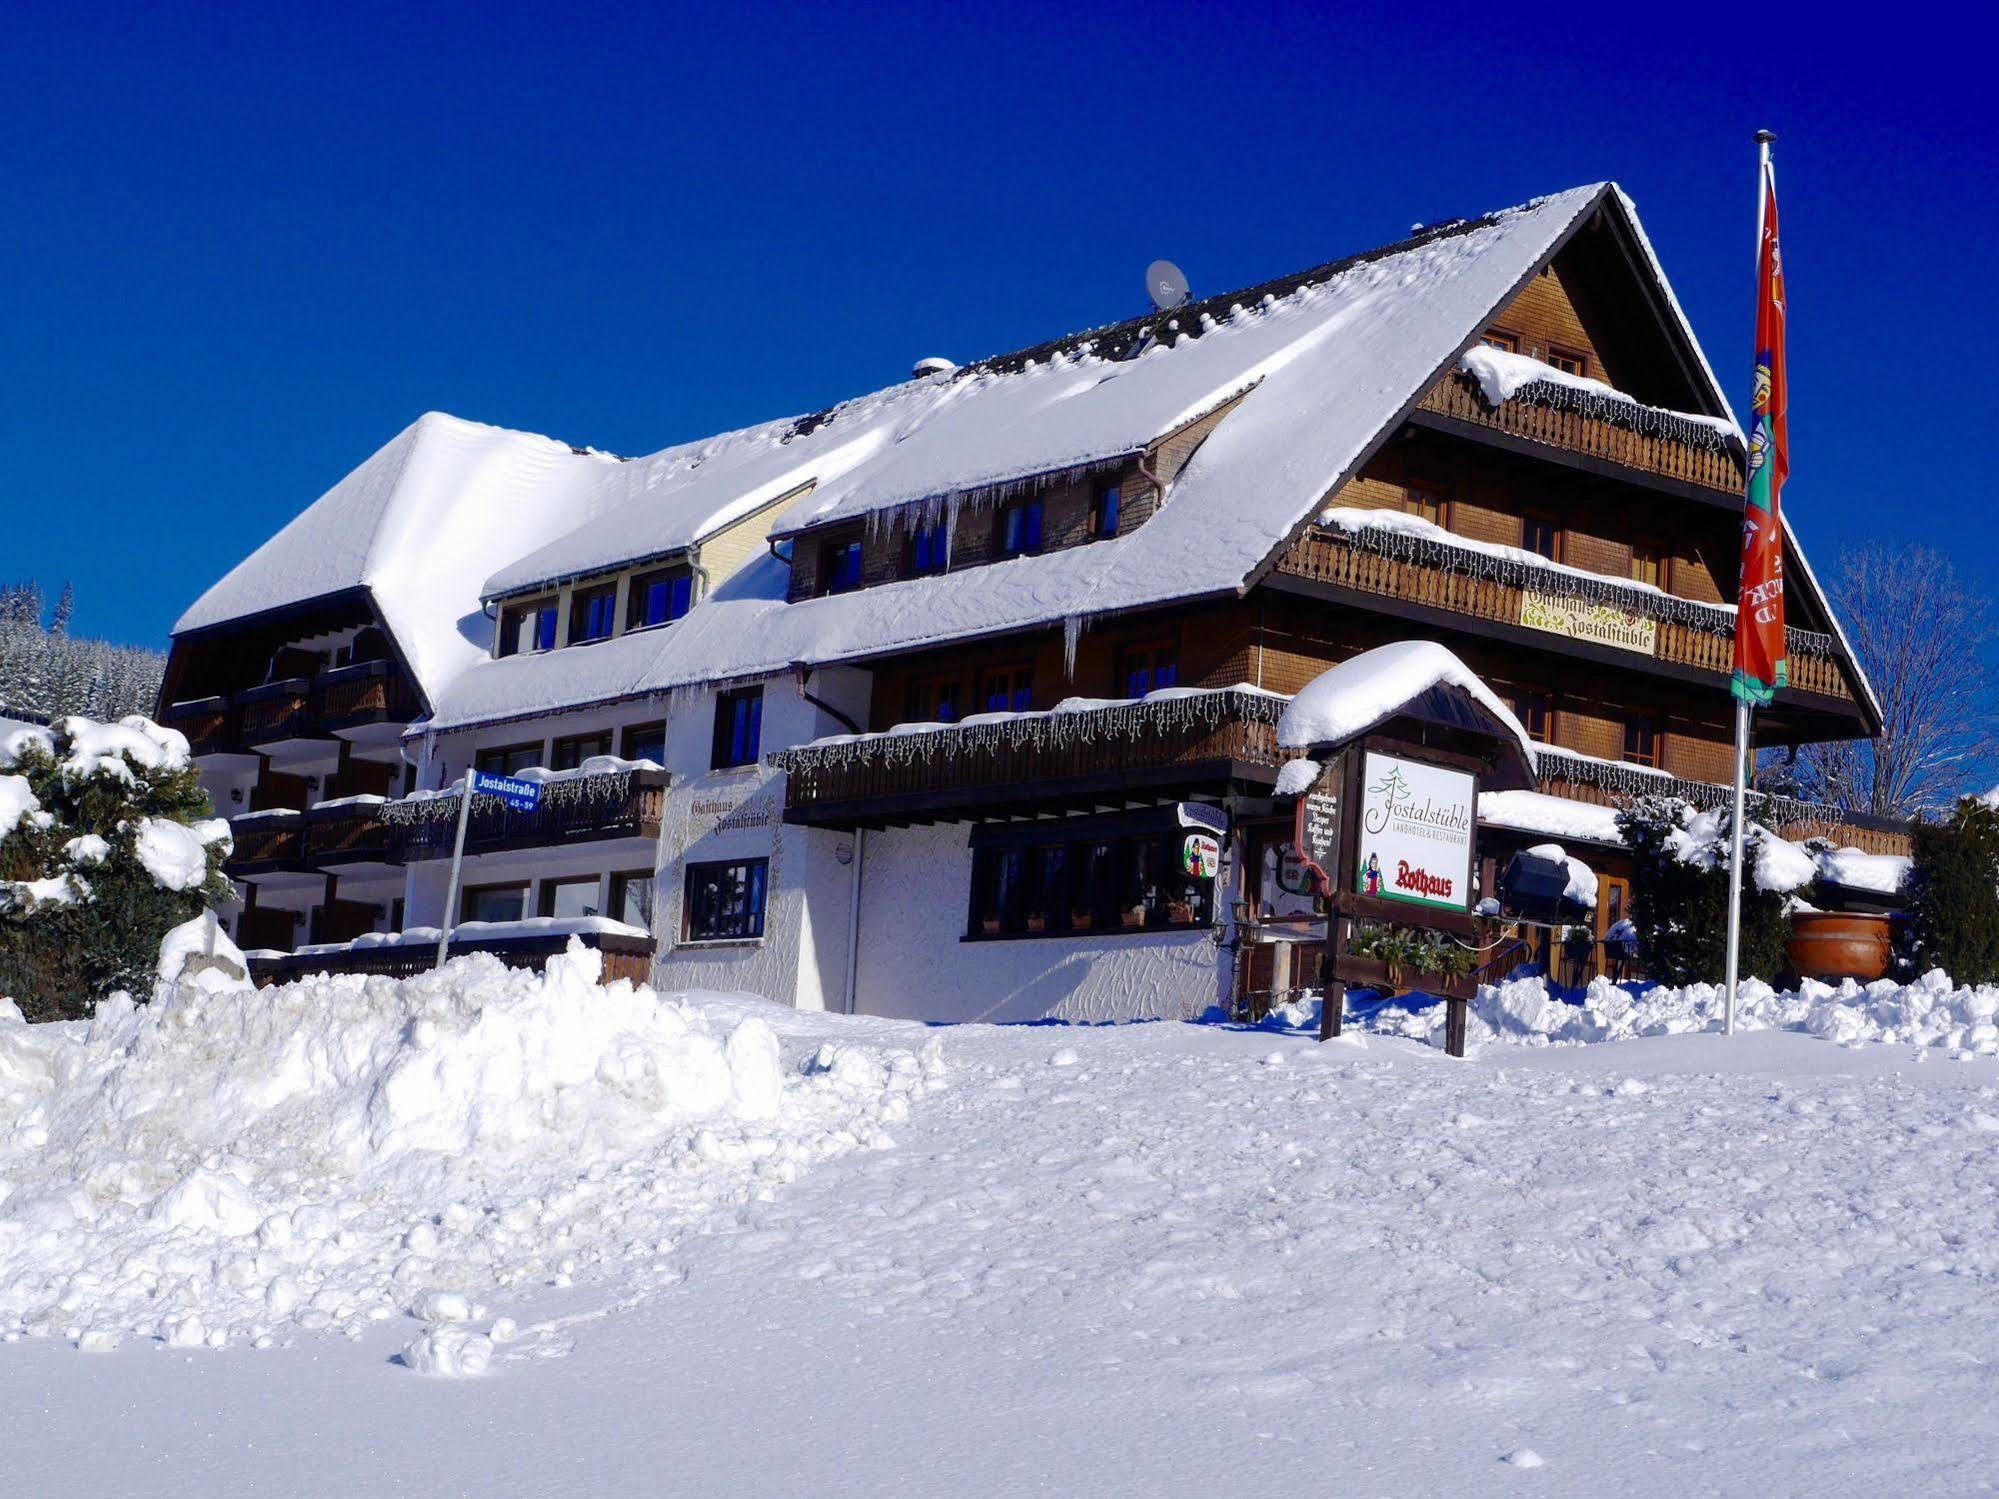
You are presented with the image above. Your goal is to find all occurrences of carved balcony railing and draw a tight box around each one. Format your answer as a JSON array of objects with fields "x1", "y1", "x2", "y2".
[
  {"x1": 770, "y1": 688, "x2": 1288, "y2": 827},
  {"x1": 1416, "y1": 371, "x2": 1744, "y2": 494},
  {"x1": 170, "y1": 661, "x2": 421, "y2": 755},
  {"x1": 1275, "y1": 522, "x2": 1854, "y2": 703},
  {"x1": 387, "y1": 769, "x2": 669, "y2": 861},
  {"x1": 226, "y1": 799, "x2": 403, "y2": 875},
  {"x1": 158, "y1": 696, "x2": 238, "y2": 756}
]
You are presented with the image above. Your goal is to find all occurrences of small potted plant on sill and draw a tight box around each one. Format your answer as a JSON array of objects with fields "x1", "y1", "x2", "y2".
[
  {"x1": 980, "y1": 914, "x2": 1002, "y2": 936},
  {"x1": 1120, "y1": 903, "x2": 1148, "y2": 928},
  {"x1": 1166, "y1": 898, "x2": 1195, "y2": 926},
  {"x1": 1026, "y1": 910, "x2": 1048, "y2": 934},
  {"x1": 1070, "y1": 907, "x2": 1095, "y2": 931}
]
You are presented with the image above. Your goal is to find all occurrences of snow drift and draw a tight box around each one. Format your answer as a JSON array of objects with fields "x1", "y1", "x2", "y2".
[{"x1": 0, "y1": 941, "x2": 941, "y2": 1363}]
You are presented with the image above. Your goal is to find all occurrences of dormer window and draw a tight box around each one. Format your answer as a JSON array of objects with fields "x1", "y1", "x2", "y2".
[
  {"x1": 998, "y1": 499, "x2": 1043, "y2": 558},
  {"x1": 1091, "y1": 483, "x2": 1122, "y2": 539},
  {"x1": 1547, "y1": 347, "x2": 1587, "y2": 377},
  {"x1": 569, "y1": 584, "x2": 617, "y2": 645},
  {"x1": 629, "y1": 567, "x2": 693, "y2": 630},
  {"x1": 498, "y1": 599, "x2": 558, "y2": 657},
  {"x1": 907, "y1": 520, "x2": 948, "y2": 577},
  {"x1": 819, "y1": 535, "x2": 864, "y2": 595},
  {"x1": 1481, "y1": 329, "x2": 1518, "y2": 353}
]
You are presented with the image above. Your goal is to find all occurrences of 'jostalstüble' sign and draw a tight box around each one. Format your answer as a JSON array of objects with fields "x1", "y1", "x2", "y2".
[
  {"x1": 1519, "y1": 589, "x2": 1657, "y2": 655},
  {"x1": 1354, "y1": 751, "x2": 1475, "y2": 911}
]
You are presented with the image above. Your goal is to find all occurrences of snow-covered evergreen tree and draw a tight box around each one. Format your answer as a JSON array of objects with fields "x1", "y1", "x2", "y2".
[{"x1": 0, "y1": 580, "x2": 165, "y2": 725}]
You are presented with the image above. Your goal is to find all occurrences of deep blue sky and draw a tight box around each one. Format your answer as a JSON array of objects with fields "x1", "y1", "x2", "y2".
[{"x1": 5, "y1": 2, "x2": 1992, "y2": 649}]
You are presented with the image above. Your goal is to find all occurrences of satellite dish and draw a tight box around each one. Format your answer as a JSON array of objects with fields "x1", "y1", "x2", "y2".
[{"x1": 1145, "y1": 259, "x2": 1190, "y2": 312}]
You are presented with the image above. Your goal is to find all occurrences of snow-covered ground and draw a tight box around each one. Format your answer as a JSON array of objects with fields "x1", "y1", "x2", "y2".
[{"x1": 5, "y1": 959, "x2": 1999, "y2": 1495}]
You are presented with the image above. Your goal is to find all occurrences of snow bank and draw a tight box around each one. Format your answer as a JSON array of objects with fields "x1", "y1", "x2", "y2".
[
  {"x1": 1270, "y1": 969, "x2": 1999, "y2": 1057},
  {"x1": 0, "y1": 941, "x2": 942, "y2": 1361},
  {"x1": 1277, "y1": 640, "x2": 1535, "y2": 765}
]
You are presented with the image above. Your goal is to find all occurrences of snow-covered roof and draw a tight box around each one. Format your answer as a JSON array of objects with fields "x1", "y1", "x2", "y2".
[
  {"x1": 1276, "y1": 641, "x2": 1538, "y2": 771},
  {"x1": 172, "y1": 413, "x2": 639, "y2": 708},
  {"x1": 423, "y1": 185, "x2": 1613, "y2": 732}
]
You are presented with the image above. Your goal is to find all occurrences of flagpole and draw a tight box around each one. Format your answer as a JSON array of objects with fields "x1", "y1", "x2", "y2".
[{"x1": 1724, "y1": 129, "x2": 1776, "y2": 1038}]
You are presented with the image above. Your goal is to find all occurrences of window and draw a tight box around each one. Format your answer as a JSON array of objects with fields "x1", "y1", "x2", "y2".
[
  {"x1": 1118, "y1": 642, "x2": 1179, "y2": 699},
  {"x1": 609, "y1": 870, "x2": 656, "y2": 930},
  {"x1": 711, "y1": 686, "x2": 763, "y2": 769},
  {"x1": 1481, "y1": 329, "x2": 1518, "y2": 353},
  {"x1": 906, "y1": 674, "x2": 962, "y2": 724},
  {"x1": 569, "y1": 584, "x2": 617, "y2": 645},
  {"x1": 628, "y1": 568, "x2": 693, "y2": 631},
  {"x1": 907, "y1": 521, "x2": 948, "y2": 577},
  {"x1": 1514, "y1": 690, "x2": 1554, "y2": 744},
  {"x1": 1623, "y1": 712, "x2": 1661, "y2": 768},
  {"x1": 1521, "y1": 513, "x2": 1561, "y2": 562},
  {"x1": 1402, "y1": 484, "x2": 1446, "y2": 525},
  {"x1": 1630, "y1": 542, "x2": 1667, "y2": 590},
  {"x1": 684, "y1": 858, "x2": 768, "y2": 942},
  {"x1": 968, "y1": 826, "x2": 1214, "y2": 937},
  {"x1": 1547, "y1": 346, "x2": 1588, "y2": 377},
  {"x1": 475, "y1": 742, "x2": 543, "y2": 776},
  {"x1": 819, "y1": 535, "x2": 864, "y2": 595},
  {"x1": 538, "y1": 876, "x2": 602, "y2": 920},
  {"x1": 1091, "y1": 483, "x2": 1122, "y2": 539},
  {"x1": 461, "y1": 883, "x2": 527, "y2": 924},
  {"x1": 621, "y1": 722, "x2": 666, "y2": 766},
  {"x1": 552, "y1": 731, "x2": 612, "y2": 771},
  {"x1": 979, "y1": 665, "x2": 1033, "y2": 714},
  {"x1": 498, "y1": 599, "x2": 559, "y2": 657},
  {"x1": 998, "y1": 499, "x2": 1043, "y2": 558}
]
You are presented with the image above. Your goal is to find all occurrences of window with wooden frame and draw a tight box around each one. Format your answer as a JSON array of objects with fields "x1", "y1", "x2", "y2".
[
  {"x1": 1521, "y1": 513, "x2": 1561, "y2": 563},
  {"x1": 1480, "y1": 329, "x2": 1519, "y2": 353},
  {"x1": 475, "y1": 742, "x2": 543, "y2": 776},
  {"x1": 538, "y1": 876, "x2": 602, "y2": 920},
  {"x1": 1090, "y1": 482, "x2": 1122, "y2": 539},
  {"x1": 497, "y1": 598, "x2": 559, "y2": 657},
  {"x1": 461, "y1": 882, "x2": 528, "y2": 924},
  {"x1": 711, "y1": 686, "x2": 764, "y2": 769},
  {"x1": 551, "y1": 730, "x2": 612, "y2": 771},
  {"x1": 1117, "y1": 642, "x2": 1179, "y2": 699},
  {"x1": 997, "y1": 498, "x2": 1044, "y2": 558},
  {"x1": 569, "y1": 583, "x2": 617, "y2": 645},
  {"x1": 1402, "y1": 483, "x2": 1447, "y2": 526},
  {"x1": 1547, "y1": 346, "x2": 1588, "y2": 378},
  {"x1": 620, "y1": 721, "x2": 666, "y2": 766},
  {"x1": 627, "y1": 567, "x2": 694, "y2": 631},
  {"x1": 1514, "y1": 690, "x2": 1555, "y2": 745},
  {"x1": 978, "y1": 664, "x2": 1033, "y2": 714},
  {"x1": 1622, "y1": 711, "x2": 1662, "y2": 768},
  {"x1": 818, "y1": 534, "x2": 864, "y2": 596},
  {"x1": 905, "y1": 673, "x2": 963, "y2": 724},
  {"x1": 683, "y1": 858, "x2": 768, "y2": 942},
  {"x1": 1630, "y1": 541, "x2": 1668, "y2": 591},
  {"x1": 906, "y1": 520, "x2": 949, "y2": 577}
]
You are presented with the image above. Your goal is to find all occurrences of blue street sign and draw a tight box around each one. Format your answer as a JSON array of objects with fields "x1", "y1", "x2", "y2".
[{"x1": 471, "y1": 770, "x2": 542, "y2": 813}]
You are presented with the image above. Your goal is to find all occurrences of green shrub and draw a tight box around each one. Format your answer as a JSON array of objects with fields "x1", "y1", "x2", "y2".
[
  {"x1": 1616, "y1": 795, "x2": 1792, "y2": 986},
  {"x1": 0, "y1": 716, "x2": 231, "y2": 1021},
  {"x1": 1905, "y1": 798, "x2": 1999, "y2": 984}
]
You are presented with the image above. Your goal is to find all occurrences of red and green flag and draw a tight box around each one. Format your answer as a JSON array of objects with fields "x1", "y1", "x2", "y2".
[{"x1": 1733, "y1": 149, "x2": 1789, "y2": 705}]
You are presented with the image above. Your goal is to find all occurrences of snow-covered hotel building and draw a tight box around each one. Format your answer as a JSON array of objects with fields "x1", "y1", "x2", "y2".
[{"x1": 161, "y1": 182, "x2": 1904, "y2": 1020}]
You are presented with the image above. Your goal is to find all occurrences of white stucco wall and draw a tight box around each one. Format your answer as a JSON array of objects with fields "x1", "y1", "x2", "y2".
[{"x1": 850, "y1": 822, "x2": 1223, "y2": 1024}]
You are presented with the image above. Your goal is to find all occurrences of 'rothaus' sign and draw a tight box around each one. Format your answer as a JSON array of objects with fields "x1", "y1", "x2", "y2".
[
  {"x1": 1355, "y1": 751, "x2": 1475, "y2": 911},
  {"x1": 1519, "y1": 589, "x2": 1658, "y2": 655}
]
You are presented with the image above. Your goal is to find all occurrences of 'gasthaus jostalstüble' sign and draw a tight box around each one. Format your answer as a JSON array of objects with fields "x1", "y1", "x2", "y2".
[
  {"x1": 1353, "y1": 751, "x2": 1476, "y2": 911},
  {"x1": 1518, "y1": 589, "x2": 1658, "y2": 655}
]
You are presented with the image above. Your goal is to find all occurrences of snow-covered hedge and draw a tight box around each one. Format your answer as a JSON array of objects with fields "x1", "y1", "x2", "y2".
[{"x1": 0, "y1": 714, "x2": 231, "y2": 1019}]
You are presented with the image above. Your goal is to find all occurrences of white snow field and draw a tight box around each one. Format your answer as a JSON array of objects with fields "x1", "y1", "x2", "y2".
[{"x1": 5, "y1": 960, "x2": 1999, "y2": 1496}]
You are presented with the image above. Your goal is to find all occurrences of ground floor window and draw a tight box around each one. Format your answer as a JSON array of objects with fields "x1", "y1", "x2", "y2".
[
  {"x1": 610, "y1": 869, "x2": 655, "y2": 929},
  {"x1": 461, "y1": 882, "x2": 527, "y2": 923},
  {"x1": 969, "y1": 827, "x2": 1212, "y2": 937},
  {"x1": 684, "y1": 859, "x2": 768, "y2": 942},
  {"x1": 538, "y1": 875, "x2": 602, "y2": 920}
]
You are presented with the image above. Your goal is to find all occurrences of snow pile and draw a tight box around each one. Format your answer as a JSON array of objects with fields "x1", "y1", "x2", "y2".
[
  {"x1": 0, "y1": 775, "x2": 49, "y2": 840},
  {"x1": 1273, "y1": 757, "x2": 1320, "y2": 797},
  {"x1": 1459, "y1": 343, "x2": 1626, "y2": 406},
  {"x1": 1817, "y1": 844, "x2": 1909, "y2": 895},
  {"x1": 1670, "y1": 805, "x2": 1817, "y2": 893},
  {"x1": 1478, "y1": 788, "x2": 1621, "y2": 843},
  {"x1": 131, "y1": 816, "x2": 228, "y2": 891},
  {"x1": 0, "y1": 941, "x2": 941, "y2": 1365},
  {"x1": 1277, "y1": 640, "x2": 1535, "y2": 765},
  {"x1": 1309, "y1": 969, "x2": 1999, "y2": 1056}
]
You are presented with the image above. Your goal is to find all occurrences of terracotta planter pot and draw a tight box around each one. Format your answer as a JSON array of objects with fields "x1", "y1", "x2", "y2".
[{"x1": 1787, "y1": 910, "x2": 1892, "y2": 982}]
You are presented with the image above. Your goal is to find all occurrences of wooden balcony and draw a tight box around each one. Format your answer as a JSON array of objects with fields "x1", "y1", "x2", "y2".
[
  {"x1": 226, "y1": 800, "x2": 402, "y2": 876},
  {"x1": 771, "y1": 689, "x2": 1287, "y2": 829},
  {"x1": 391, "y1": 768, "x2": 669, "y2": 861},
  {"x1": 1274, "y1": 525, "x2": 1854, "y2": 703},
  {"x1": 316, "y1": 660, "x2": 421, "y2": 733},
  {"x1": 1415, "y1": 371, "x2": 1743, "y2": 495},
  {"x1": 178, "y1": 661, "x2": 421, "y2": 755},
  {"x1": 158, "y1": 696, "x2": 238, "y2": 757},
  {"x1": 228, "y1": 813, "x2": 306, "y2": 873},
  {"x1": 247, "y1": 928, "x2": 654, "y2": 988},
  {"x1": 1533, "y1": 755, "x2": 1913, "y2": 858}
]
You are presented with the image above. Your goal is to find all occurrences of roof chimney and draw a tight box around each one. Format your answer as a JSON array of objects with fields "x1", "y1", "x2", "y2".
[{"x1": 912, "y1": 357, "x2": 957, "y2": 380}]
